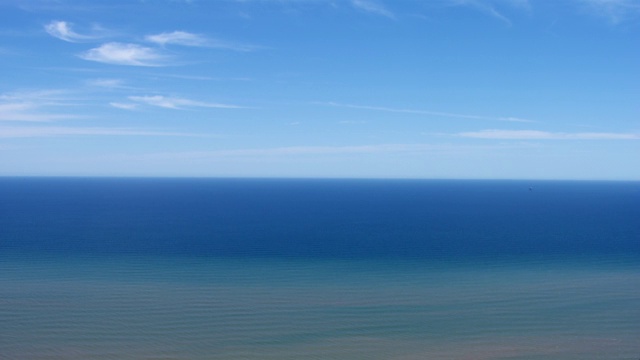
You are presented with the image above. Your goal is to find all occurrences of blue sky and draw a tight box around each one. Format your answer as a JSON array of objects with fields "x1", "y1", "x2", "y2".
[{"x1": 0, "y1": 0, "x2": 638, "y2": 179}]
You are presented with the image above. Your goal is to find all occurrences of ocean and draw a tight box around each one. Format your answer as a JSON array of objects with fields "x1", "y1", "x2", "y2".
[{"x1": 1, "y1": 178, "x2": 639, "y2": 359}]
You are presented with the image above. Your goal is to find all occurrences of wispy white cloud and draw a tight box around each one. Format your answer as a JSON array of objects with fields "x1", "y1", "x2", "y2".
[
  {"x1": 87, "y1": 78, "x2": 126, "y2": 88},
  {"x1": 324, "y1": 102, "x2": 535, "y2": 123},
  {"x1": 0, "y1": 125, "x2": 208, "y2": 138},
  {"x1": 79, "y1": 42, "x2": 168, "y2": 66},
  {"x1": 231, "y1": 144, "x2": 434, "y2": 156},
  {"x1": 577, "y1": 0, "x2": 640, "y2": 23},
  {"x1": 351, "y1": 0, "x2": 396, "y2": 18},
  {"x1": 499, "y1": 117, "x2": 532, "y2": 123},
  {"x1": 140, "y1": 145, "x2": 443, "y2": 160},
  {"x1": 128, "y1": 95, "x2": 242, "y2": 109},
  {"x1": 0, "y1": 90, "x2": 81, "y2": 122},
  {"x1": 109, "y1": 102, "x2": 138, "y2": 110},
  {"x1": 449, "y1": 0, "x2": 515, "y2": 25},
  {"x1": 0, "y1": 103, "x2": 66, "y2": 122},
  {"x1": 458, "y1": 129, "x2": 640, "y2": 140},
  {"x1": 152, "y1": 73, "x2": 252, "y2": 81},
  {"x1": 135, "y1": 142, "x2": 534, "y2": 162},
  {"x1": 44, "y1": 21, "x2": 92, "y2": 42},
  {"x1": 0, "y1": 89, "x2": 71, "y2": 103},
  {"x1": 146, "y1": 30, "x2": 258, "y2": 51},
  {"x1": 44, "y1": 20, "x2": 99, "y2": 42},
  {"x1": 88, "y1": 79, "x2": 143, "y2": 92},
  {"x1": 483, "y1": 5, "x2": 512, "y2": 25},
  {"x1": 146, "y1": 31, "x2": 208, "y2": 46},
  {"x1": 451, "y1": 0, "x2": 639, "y2": 25}
]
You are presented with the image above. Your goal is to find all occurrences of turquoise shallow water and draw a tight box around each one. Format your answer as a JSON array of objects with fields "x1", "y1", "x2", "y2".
[{"x1": 1, "y1": 256, "x2": 639, "y2": 360}]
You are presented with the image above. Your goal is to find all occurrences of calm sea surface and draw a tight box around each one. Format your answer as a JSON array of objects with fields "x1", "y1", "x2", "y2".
[{"x1": 1, "y1": 178, "x2": 639, "y2": 359}]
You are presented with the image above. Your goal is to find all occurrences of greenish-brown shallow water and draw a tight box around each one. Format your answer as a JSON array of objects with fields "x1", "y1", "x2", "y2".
[{"x1": 1, "y1": 256, "x2": 639, "y2": 360}]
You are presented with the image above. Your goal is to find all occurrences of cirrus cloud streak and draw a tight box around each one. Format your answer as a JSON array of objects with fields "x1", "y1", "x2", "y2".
[
  {"x1": 79, "y1": 42, "x2": 168, "y2": 66},
  {"x1": 351, "y1": 0, "x2": 396, "y2": 19},
  {"x1": 0, "y1": 102, "x2": 81, "y2": 122},
  {"x1": 127, "y1": 95, "x2": 242, "y2": 110},
  {"x1": 458, "y1": 129, "x2": 640, "y2": 140},
  {"x1": 325, "y1": 102, "x2": 535, "y2": 123},
  {"x1": 145, "y1": 31, "x2": 256, "y2": 51},
  {"x1": 45, "y1": 20, "x2": 100, "y2": 42},
  {"x1": 0, "y1": 125, "x2": 209, "y2": 138},
  {"x1": 141, "y1": 142, "x2": 531, "y2": 161}
]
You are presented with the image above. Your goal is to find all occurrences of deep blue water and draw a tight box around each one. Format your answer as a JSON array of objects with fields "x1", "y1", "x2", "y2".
[
  {"x1": 1, "y1": 178, "x2": 639, "y2": 359},
  {"x1": 1, "y1": 178, "x2": 639, "y2": 259}
]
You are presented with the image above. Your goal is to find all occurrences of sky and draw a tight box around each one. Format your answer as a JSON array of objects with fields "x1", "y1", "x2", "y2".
[{"x1": 0, "y1": 0, "x2": 638, "y2": 179}]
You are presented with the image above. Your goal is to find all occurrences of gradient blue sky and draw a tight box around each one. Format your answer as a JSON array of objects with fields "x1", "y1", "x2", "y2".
[{"x1": 1, "y1": 0, "x2": 638, "y2": 179}]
